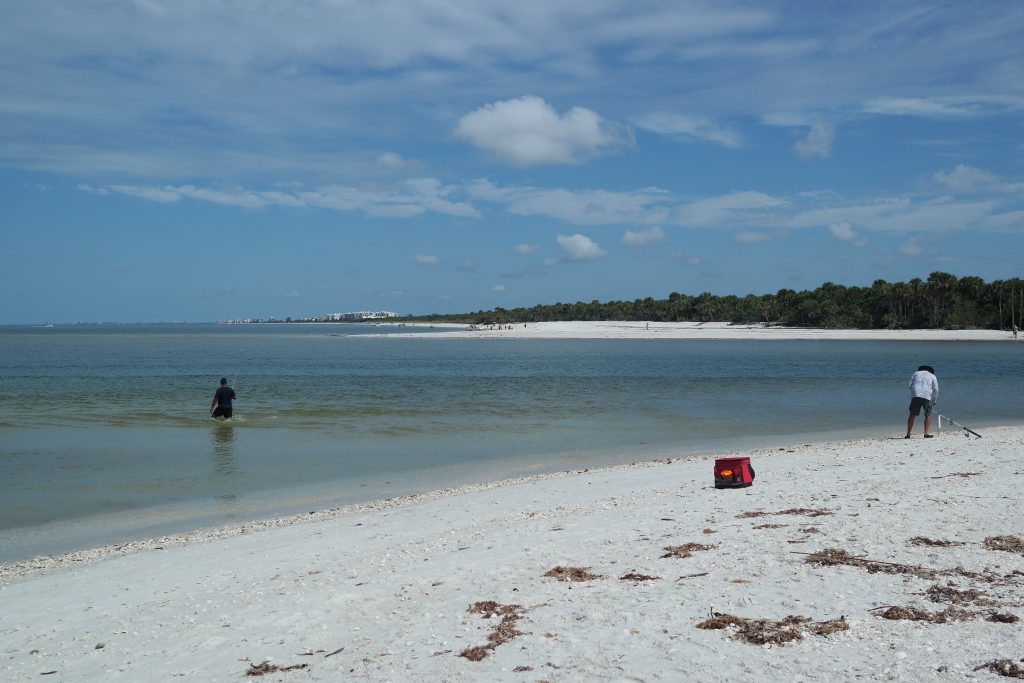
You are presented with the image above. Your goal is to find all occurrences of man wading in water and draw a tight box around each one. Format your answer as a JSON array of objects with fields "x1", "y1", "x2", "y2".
[
  {"x1": 210, "y1": 377, "x2": 237, "y2": 420},
  {"x1": 905, "y1": 365, "x2": 938, "y2": 439}
]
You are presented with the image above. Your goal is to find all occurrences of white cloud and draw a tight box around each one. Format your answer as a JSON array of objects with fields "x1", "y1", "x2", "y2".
[
  {"x1": 97, "y1": 179, "x2": 479, "y2": 218},
  {"x1": 110, "y1": 184, "x2": 184, "y2": 203},
  {"x1": 933, "y1": 164, "x2": 998, "y2": 192},
  {"x1": 899, "y1": 237, "x2": 923, "y2": 256},
  {"x1": 788, "y1": 197, "x2": 994, "y2": 233},
  {"x1": 376, "y1": 152, "x2": 408, "y2": 169},
  {"x1": 622, "y1": 226, "x2": 666, "y2": 246},
  {"x1": 491, "y1": 284, "x2": 506, "y2": 292},
  {"x1": 676, "y1": 191, "x2": 786, "y2": 227},
  {"x1": 734, "y1": 231, "x2": 773, "y2": 244},
  {"x1": 415, "y1": 254, "x2": 440, "y2": 266},
  {"x1": 863, "y1": 97, "x2": 996, "y2": 119},
  {"x1": 467, "y1": 179, "x2": 671, "y2": 226},
  {"x1": 514, "y1": 243, "x2": 538, "y2": 254},
  {"x1": 827, "y1": 221, "x2": 866, "y2": 246},
  {"x1": 982, "y1": 210, "x2": 1024, "y2": 232},
  {"x1": 556, "y1": 234, "x2": 607, "y2": 261},
  {"x1": 633, "y1": 113, "x2": 742, "y2": 148},
  {"x1": 541, "y1": 257, "x2": 558, "y2": 267},
  {"x1": 455, "y1": 96, "x2": 621, "y2": 166},
  {"x1": 283, "y1": 289, "x2": 300, "y2": 298},
  {"x1": 671, "y1": 251, "x2": 702, "y2": 266},
  {"x1": 793, "y1": 122, "x2": 834, "y2": 159},
  {"x1": 456, "y1": 260, "x2": 476, "y2": 271}
]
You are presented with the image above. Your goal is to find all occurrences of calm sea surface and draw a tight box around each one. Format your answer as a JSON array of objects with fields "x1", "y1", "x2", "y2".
[{"x1": 1, "y1": 323, "x2": 1021, "y2": 562}]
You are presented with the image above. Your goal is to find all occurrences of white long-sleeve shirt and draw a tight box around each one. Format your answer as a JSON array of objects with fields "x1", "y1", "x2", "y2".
[{"x1": 909, "y1": 370, "x2": 939, "y2": 401}]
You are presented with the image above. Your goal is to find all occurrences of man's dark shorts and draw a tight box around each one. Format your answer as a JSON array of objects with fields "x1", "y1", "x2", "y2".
[
  {"x1": 212, "y1": 406, "x2": 233, "y2": 419},
  {"x1": 909, "y1": 397, "x2": 933, "y2": 417}
]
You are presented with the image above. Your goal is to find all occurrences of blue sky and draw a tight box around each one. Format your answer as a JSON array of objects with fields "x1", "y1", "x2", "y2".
[{"x1": 2, "y1": 1, "x2": 1023, "y2": 323}]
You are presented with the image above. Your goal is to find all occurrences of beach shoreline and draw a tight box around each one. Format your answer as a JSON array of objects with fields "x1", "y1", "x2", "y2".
[
  {"x1": 2, "y1": 426, "x2": 1021, "y2": 681},
  {"x1": 369, "y1": 320, "x2": 1022, "y2": 341}
]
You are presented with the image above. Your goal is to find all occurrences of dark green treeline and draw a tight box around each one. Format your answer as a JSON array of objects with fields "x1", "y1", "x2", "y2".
[{"x1": 406, "y1": 272, "x2": 1024, "y2": 330}]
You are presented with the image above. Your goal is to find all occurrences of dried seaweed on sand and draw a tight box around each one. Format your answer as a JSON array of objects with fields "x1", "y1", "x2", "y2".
[
  {"x1": 874, "y1": 606, "x2": 976, "y2": 623},
  {"x1": 619, "y1": 572, "x2": 660, "y2": 581},
  {"x1": 907, "y1": 536, "x2": 965, "y2": 547},
  {"x1": 458, "y1": 601, "x2": 528, "y2": 661},
  {"x1": 984, "y1": 536, "x2": 1024, "y2": 556},
  {"x1": 737, "y1": 508, "x2": 833, "y2": 519},
  {"x1": 661, "y1": 543, "x2": 717, "y2": 559},
  {"x1": 988, "y1": 612, "x2": 1020, "y2": 623},
  {"x1": 696, "y1": 613, "x2": 848, "y2": 645},
  {"x1": 973, "y1": 659, "x2": 1024, "y2": 678},
  {"x1": 544, "y1": 566, "x2": 602, "y2": 581},
  {"x1": 923, "y1": 584, "x2": 997, "y2": 606},
  {"x1": 802, "y1": 548, "x2": 940, "y2": 579},
  {"x1": 245, "y1": 661, "x2": 310, "y2": 676},
  {"x1": 752, "y1": 523, "x2": 788, "y2": 529}
]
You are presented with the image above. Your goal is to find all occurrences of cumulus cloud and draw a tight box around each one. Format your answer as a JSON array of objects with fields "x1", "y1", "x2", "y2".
[
  {"x1": 633, "y1": 113, "x2": 742, "y2": 148},
  {"x1": 556, "y1": 233, "x2": 607, "y2": 261},
  {"x1": 415, "y1": 254, "x2": 440, "y2": 266},
  {"x1": 734, "y1": 231, "x2": 773, "y2": 244},
  {"x1": 622, "y1": 226, "x2": 666, "y2": 246},
  {"x1": 514, "y1": 243, "x2": 538, "y2": 254},
  {"x1": 454, "y1": 96, "x2": 620, "y2": 166},
  {"x1": 492, "y1": 284, "x2": 506, "y2": 292},
  {"x1": 827, "y1": 221, "x2": 866, "y2": 245},
  {"x1": 793, "y1": 122, "x2": 834, "y2": 159},
  {"x1": 933, "y1": 164, "x2": 999, "y2": 193}
]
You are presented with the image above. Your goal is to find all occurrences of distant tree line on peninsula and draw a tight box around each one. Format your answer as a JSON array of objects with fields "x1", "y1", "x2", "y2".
[{"x1": 404, "y1": 272, "x2": 1024, "y2": 330}]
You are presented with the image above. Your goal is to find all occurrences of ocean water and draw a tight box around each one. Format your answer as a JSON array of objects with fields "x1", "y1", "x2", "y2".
[{"x1": 2, "y1": 323, "x2": 1022, "y2": 562}]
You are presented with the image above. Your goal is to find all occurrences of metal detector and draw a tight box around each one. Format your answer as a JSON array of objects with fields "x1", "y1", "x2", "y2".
[{"x1": 936, "y1": 412, "x2": 982, "y2": 438}]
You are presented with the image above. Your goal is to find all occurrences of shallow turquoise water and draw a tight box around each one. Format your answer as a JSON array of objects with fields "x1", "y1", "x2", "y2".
[{"x1": 1, "y1": 324, "x2": 1021, "y2": 561}]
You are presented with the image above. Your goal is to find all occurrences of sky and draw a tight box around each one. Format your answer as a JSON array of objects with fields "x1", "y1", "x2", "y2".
[{"x1": 2, "y1": 1, "x2": 1023, "y2": 323}]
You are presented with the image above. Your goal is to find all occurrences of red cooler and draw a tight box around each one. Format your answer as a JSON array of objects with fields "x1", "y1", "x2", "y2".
[{"x1": 714, "y1": 457, "x2": 755, "y2": 488}]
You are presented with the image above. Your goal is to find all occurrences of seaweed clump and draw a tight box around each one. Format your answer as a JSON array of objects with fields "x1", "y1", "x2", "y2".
[
  {"x1": 661, "y1": 543, "x2": 717, "y2": 559},
  {"x1": 543, "y1": 566, "x2": 602, "y2": 581},
  {"x1": 696, "y1": 613, "x2": 848, "y2": 646},
  {"x1": 973, "y1": 659, "x2": 1024, "y2": 678},
  {"x1": 984, "y1": 536, "x2": 1024, "y2": 556},
  {"x1": 458, "y1": 601, "x2": 528, "y2": 661}
]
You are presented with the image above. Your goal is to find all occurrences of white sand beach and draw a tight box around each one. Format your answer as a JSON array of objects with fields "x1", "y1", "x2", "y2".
[
  {"x1": 2, "y1": 426, "x2": 1022, "y2": 682},
  {"x1": 377, "y1": 320, "x2": 1022, "y2": 341}
]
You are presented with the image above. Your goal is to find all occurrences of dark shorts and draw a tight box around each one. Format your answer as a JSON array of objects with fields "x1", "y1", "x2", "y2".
[
  {"x1": 909, "y1": 397, "x2": 932, "y2": 417},
  {"x1": 212, "y1": 406, "x2": 233, "y2": 419}
]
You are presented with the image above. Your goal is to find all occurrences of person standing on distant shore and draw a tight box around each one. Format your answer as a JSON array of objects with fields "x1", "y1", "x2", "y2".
[
  {"x1": 905, "y1": 365, "x2": 938, "y2": 439},
  {"x1": 210, "y1": 377, "x2": 236, "y2": 420}
]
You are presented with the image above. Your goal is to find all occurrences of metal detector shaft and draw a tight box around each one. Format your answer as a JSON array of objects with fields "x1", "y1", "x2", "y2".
[{"x1": 936, "y1": 412, "x2": 982, "y2": 438}]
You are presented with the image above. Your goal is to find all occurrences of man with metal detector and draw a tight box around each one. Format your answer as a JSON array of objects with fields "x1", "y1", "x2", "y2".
[{"x1": 905, "y1": 365, "x2": 938, "y2": 439}]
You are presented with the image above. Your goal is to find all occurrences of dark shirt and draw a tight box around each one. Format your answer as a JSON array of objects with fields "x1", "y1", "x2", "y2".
[{"x1": 214, "y1": 386, "x2": 235, "y2": 408}]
